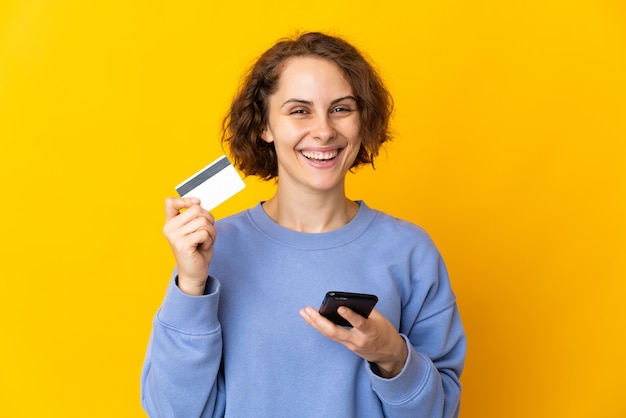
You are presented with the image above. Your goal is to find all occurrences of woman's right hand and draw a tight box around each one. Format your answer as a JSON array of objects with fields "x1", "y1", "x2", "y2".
[{"x1": 163, "y1": 197, "x2": 216, "y2": 296}]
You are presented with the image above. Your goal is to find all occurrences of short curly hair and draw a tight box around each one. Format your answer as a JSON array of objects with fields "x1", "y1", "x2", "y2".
[{"x1": 221, "y1": 32, "x2": 393, "y2": 180}]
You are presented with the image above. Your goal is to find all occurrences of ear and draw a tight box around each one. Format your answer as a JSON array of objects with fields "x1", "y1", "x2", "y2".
[{"x1": 260, "y1": 126, "x2": 274, "y2": 143}]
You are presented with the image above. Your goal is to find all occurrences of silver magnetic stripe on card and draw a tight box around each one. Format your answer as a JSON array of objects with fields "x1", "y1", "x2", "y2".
[{"x1": 176, "y1": 156, "x2": 232, "y2": 196}]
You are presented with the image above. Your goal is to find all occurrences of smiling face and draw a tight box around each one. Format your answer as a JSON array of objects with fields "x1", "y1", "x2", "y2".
[{"x1": 261, "y1": 56, "x2": 362, "y2": 196}]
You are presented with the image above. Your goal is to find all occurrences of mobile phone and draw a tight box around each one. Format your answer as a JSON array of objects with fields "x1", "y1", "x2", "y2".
[{"x1": 318, "y1": 291, "x2": 378, "y2": 327}]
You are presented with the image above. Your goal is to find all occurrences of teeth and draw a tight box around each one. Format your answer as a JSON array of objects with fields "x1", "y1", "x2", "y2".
[{"x1": 301, "y1": 150, "x2": 339, "y2": 160}]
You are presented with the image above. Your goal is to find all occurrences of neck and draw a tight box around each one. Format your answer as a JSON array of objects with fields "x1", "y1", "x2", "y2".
[{"x1": 262, "y1": 189, "x2": 359, "y2": 233}]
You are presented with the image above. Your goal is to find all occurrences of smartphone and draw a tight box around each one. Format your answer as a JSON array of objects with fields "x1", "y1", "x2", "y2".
[{"x1": 318, "y1": 291, "x2": 378, "y2": 327}]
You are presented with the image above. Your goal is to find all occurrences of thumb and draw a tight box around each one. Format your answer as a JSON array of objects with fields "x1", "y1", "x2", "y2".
[{"x1": 338, "y1": 306, "x2": 366, "y2": 328}]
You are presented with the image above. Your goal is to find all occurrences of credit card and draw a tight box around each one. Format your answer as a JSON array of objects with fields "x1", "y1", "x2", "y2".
[{"x1": 175, "y1": 155, "x2": 246, "y2": 211}]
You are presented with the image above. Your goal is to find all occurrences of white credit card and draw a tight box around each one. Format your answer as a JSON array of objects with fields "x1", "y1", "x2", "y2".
[{"x1": 175, "y1": 155, "x2": 246, "y2": 211}]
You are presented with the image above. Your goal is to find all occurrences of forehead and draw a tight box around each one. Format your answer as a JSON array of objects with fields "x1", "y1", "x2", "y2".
[{"x1": 273, "y1": 56, "x2": 353, "y2": 96}]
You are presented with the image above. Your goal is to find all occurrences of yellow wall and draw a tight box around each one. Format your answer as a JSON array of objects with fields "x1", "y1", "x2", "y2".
[{"x1": 1, "y1": 1, "x2": 624, "y2": 417}]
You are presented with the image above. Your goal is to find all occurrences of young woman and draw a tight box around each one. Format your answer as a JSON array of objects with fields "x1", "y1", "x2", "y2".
[{"x1": 141, "y1": 32, "x2": 466, "y2": 418}]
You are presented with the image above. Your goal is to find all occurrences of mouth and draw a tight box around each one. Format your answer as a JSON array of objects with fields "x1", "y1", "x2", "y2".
[{"x1": 300, "y1": 149, "x2": 341, "y2": 163}]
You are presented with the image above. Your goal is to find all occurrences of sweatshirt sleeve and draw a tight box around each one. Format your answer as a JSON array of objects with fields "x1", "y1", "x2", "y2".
[
  {"x1": 368, "y1": 252, "x2": 466, "y2": 418},
  {"x1": 141, "y1": 273, "x2": 225, "y2": 418}
]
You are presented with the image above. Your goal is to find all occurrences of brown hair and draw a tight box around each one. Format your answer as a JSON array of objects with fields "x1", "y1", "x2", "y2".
[{"x1": 221, "y1": 32, "x2": 393, "y2": 180}]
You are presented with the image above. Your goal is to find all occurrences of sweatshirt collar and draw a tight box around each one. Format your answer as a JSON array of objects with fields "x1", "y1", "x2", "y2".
[{"x1": 246, "y1": 200, "x2": 377, "y2": 250}]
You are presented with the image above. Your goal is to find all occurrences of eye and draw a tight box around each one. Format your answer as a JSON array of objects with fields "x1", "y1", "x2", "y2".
[
  {"x1": 331, "y1": 105, "x2": 353, "y2": 114},
  {"x1": 289, "y1": 108, "x2": 309, "y2": 115}
]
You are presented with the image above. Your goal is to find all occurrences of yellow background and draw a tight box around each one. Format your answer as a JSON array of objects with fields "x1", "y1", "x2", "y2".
[{"x1": 1, "y1": 0, "x2": 624, "y2": 417}]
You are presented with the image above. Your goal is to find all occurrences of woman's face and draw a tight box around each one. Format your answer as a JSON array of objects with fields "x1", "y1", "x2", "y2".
[{"x1": 261, "y1": 56, "x2": 361, "y2": 195}]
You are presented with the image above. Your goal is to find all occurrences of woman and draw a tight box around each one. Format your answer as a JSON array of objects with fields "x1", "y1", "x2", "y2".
[{"x1": 141, "y1": 32, "x2": 465, "y2": 418}]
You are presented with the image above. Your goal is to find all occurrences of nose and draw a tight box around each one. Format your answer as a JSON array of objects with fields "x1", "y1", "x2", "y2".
[{"x1": 311, "y1": 115, "x2": 336, "y2": 142}]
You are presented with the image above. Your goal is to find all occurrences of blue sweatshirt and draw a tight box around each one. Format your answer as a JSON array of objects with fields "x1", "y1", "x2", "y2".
[{"x1": 141, "y1": 201, "x2": 465, "y2": 417}]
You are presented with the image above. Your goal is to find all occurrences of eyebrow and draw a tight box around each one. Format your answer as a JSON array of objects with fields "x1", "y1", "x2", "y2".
[{"x1": 280, "y1": 95, "x2": 357, "y2": 108}]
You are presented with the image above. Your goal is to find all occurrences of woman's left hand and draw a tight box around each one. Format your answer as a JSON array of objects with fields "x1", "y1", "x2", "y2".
[{"x1": 299, "y1": 306, "x2": 408, "y2": 378}]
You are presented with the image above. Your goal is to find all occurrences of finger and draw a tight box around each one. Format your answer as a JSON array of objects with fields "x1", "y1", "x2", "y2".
[
  {"x1": 299, "y1": 307, "x2": 349, "y2": 339},
  {"x1": 169, "y1": 216, "x2": 216, "y2": 249},
  {"x1": 184, "y1": 217, "x2": 217, "y2": 251},
  {"x1": 187, "y1": 229, "x2": 213, "y2": 251},
  {"x1": 165, "y1": 196, "x2": 201, "y2": 221},
  {"x1": 338, "y1": 306, "x2": 372, "y2": 330},
  {"x1": 168, "y1": 229, "x2": 214, "y2": 260},
  {"x1": 164, "y1": 203, "x2": 214, "y2": 235},
  {"x1": 198, "y1": 230, "x2": 215, "y2": 252}
]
